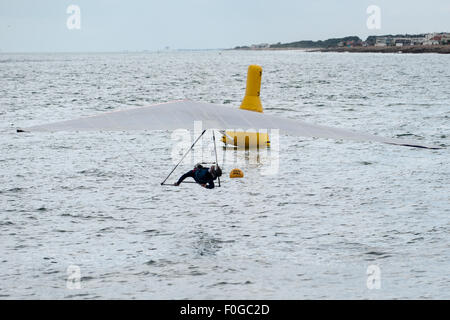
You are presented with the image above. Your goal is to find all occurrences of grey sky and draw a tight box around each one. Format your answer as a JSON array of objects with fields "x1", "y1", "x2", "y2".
[{"x1": 0, "y1": 0, "x2": 449, "y2": 52}]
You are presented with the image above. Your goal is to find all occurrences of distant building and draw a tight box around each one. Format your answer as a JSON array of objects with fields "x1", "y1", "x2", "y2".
[
  {"x1": 423, "y1": 32, "x2": 450, "y2": 44},
  {"x1": 394, "y1": 38, "x2": 412, "y2": 46},
  {"x1": 425, "y1": 33, "x2": 436, "y2": 40},
  {"x1": 409, "y1": 37, "x2": 426, "y2": 45},
  {"x1": 251, "y1": 43, "x2": 269, "y2": 49},
  {"x1": 441, "y1": 33, "x2": 450, "y2": 44},
  {"x1": 385, "y1": 38, "x2": 395, "y2": 46},
  {"x1": 423, "y1": 39, "x2": 440, "y2": 45},
  {"x1": 431, "y1": 35, "x2": 442, "y2": 41},
  {"x1": 375, "y1": 38, "x2": 387, "y2": 46},
  {"x1": 369, "y1": 34, "x2": 437, "y2": 47}
]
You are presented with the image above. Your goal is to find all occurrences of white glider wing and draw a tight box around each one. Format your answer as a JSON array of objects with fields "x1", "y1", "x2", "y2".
[{"x1": 19, "y1": 100, "x2": 439, "y2": 149}]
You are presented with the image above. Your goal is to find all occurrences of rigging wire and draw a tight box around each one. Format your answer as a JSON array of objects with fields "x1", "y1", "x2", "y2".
[
  {"x1": 161, "y1": 129, "x2": 222, "y2": 187},
  {"x1": 160, "y1": 129, "x2": 207, "y2": 185},
  {"x1": 212, "y1": 130, "x2": 221, "y2": 187}
]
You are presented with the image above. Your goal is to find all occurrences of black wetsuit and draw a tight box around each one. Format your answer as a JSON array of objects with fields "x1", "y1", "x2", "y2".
[{"x1": 177, "y1": 168, "x2": 215, "y2": 189}]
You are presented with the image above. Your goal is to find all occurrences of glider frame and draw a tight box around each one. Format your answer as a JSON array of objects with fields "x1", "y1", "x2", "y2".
[{"x1": 160, "y1": 129, "x2": 221, "y2": 187}]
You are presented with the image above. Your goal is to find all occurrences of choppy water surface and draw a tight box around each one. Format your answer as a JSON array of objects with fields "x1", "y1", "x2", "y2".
[{"x1": 0, "y1": 51, "x2": 449, "y2": 299}]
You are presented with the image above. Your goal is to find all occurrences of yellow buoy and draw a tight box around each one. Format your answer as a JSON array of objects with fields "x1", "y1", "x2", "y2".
[
  {"x1": 222, "y1": 65, "x2": 270, "y2": 149},
  {"x1": 240, "y1": 65, "x2": 263, "y2": 113},
  {"x1": 229, "y1": 168, "x2": 244, "y2": 178},
  {"x1": 222, "y1": 130, "x2": 270, "y2": 149}
]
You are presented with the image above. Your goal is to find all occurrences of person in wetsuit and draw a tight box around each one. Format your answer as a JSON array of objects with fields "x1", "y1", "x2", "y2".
[{"x1": 174, "y1": 164, "x2": 222, "y2": 189}]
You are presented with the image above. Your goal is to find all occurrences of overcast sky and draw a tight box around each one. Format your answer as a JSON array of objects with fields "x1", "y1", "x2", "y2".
[{"x1": 1, "y1": 0, "x2": 449, "y2": 52}]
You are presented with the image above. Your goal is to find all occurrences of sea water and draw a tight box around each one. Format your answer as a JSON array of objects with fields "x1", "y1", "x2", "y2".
[{"x1": 0, "y1": 50, "x2": 449, "y2": 299}]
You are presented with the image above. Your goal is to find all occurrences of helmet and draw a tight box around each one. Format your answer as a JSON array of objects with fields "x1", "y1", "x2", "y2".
[
  {"x1": 194, "y1": 163, "x2": 204, "y2": 169},
  {"x1": 210, "y1": 165, "x2": 222, "y2": 178}
]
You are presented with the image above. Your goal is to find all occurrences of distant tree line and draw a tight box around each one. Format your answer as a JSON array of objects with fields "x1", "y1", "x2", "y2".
[{"x1": 268, "y1": 36, "x2": 361, "y2": 48}]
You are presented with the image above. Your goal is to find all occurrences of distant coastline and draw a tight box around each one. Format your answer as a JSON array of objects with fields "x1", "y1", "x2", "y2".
[
  {"x1": 234, "y1": 33, "x2": 450, "y2": 54},
  {"x1": 233, "y1": 45, "x2": 450, "y2": 54},
  {"x1": 317, "y1": 45, "x2": 450, "y2": 54}
]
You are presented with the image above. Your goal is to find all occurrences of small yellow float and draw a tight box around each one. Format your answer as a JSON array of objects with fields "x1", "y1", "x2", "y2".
[{"x1": 229, "y1": 168, "x2": 244, "y2": 178}]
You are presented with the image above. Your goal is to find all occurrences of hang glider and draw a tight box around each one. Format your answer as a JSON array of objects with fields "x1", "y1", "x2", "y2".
[{"x1": 18, "y1": 100, "x2": 439, "y2": 149}]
